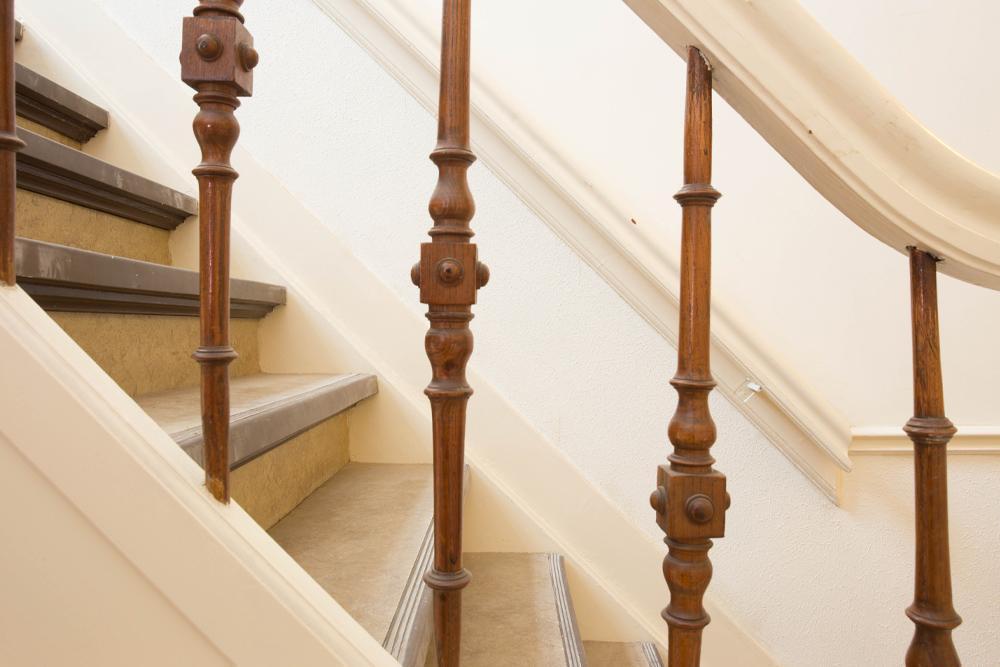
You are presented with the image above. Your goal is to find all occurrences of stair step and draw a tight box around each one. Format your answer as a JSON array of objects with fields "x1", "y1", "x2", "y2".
[
  {"x1": 52, "y1": 312, "x2": 261, "y2": 397},
  {"x1": 16, "y1": 237, "x2": 284, "y2": 318},
  {"x1": 137, "y1": 372, "x2": 377, "y2": 469},
  {"x1": 584, "y1": 641, "x2": 664, "y2": 667},
  {"x1": 16, "y1": 129, "x2": 197, "y2": 229},
  {"x1": 454, "y1": 552, "x2": 586, "y2": 667},
  {"x1": 15, "y1": 64, "x2": 109, "y2": 144},
  {"x1": 270, "y1": 463, "x2": 434, "y2": 664}
]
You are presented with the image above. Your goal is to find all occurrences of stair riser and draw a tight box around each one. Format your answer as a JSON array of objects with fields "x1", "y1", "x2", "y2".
[
  {"x1": 17, "y1": 189, "x2": 171, "y2": 265},
  {"x1": 16, "y1": 117, "x2": 81, "y2": 149},
  {"x1": 232, "y1": 412, "x2": 350, "y2": 530},
  {"x1": 50, "y1": 312, "x2": 261, "y2": 397}
]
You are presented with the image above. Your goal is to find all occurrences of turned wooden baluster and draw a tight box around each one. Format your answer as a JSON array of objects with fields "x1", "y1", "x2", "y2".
[
  {"x1": 904, "y1": 248, "x2": 962, "y2": 666},
  {"x1": 180, "y1": 0, "x2": 257, "y2": 502},
  {"x1": 411, "y1": 0, "x2": 488, "y2": 664},
  {"x1": 0, "y1": 0, "x2": 23, "y2": 285},
  {"x1": 649, "y1": 47, "x2": 727, "y2": 667}
]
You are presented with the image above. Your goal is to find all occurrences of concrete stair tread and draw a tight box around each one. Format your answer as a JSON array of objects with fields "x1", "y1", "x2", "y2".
[
  {"x1": 269, "y1": 463, "x2": 433, "y2": 650},
  {"x1": 15, "y1": 63, "x2": 109, "y2": 143},
  {"x1": 16, "y1": 237, "x2": 285, "y2": 318},
  {"x1": 584, "y1": 641, "x2": 665, "y2": 667},
  {"x1": 458, "y1": 552, "x2": 586, "y2": 667},
  {"x1": 16, "y1": 128, "x2": 197, "y2": 229},
  {"x1": 137, "y1": 372, "x2": 377, "y2": 468}
]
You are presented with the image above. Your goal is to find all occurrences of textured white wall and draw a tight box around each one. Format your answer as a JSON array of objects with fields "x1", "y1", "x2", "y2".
[{"x1": 82, "y1": 1, "x2": 1000, "y2": 665}]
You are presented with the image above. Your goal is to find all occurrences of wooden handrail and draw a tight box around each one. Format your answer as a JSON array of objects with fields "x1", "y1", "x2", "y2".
[
  {"x1": 904, "y1": 248, "x2": 961, "y2": 666},
  {"x1": 180, "y1": 0, "x2": 257, "y2": 502},
  {"x1": 649, "y1": 46, "x2": 727, "y2": 667},
  {"x1": 412, "y1": 0, "x2": 488, "y2": 663},
  {"x1": 0, "y1": 0, "x2": 23, "y2": 285}
]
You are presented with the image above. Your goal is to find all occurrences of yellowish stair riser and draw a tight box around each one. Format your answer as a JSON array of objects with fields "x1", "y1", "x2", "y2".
[
  {"x1": 51, "y1": 312, "x2": 261, "y2": 397},
  {"x1": 16, "y1": 116, "x2": 82, "y2": 149},
  {"x1": 231, "y1": 412, "x2": 351, "y2": 530},
  {"x1": 16, "y1": 189, "x2": 172, "y2": 265}
]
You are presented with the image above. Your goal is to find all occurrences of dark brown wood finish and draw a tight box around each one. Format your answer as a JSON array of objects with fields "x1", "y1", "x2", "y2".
[
  {"x1": 649, "y1": 46, "x2": 726, "y2": 667},
  {"x1": 0, "y1": 0, "x2": 24, "y2": 285},
  {"x1": 180, "y1": 0, "x2": 257, "y2": 503},
  {"x1": 904, "y1": 247, "x2": 961, "y2": 666},
  {"x1": 411, "y1": 0, "x2": 487, "y2": 664}
]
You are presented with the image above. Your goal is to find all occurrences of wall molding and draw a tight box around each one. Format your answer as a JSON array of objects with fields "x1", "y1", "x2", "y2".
[
  {"x1": 0, "y1": 284, "x2": 399, "y2": 666},
  {"x1": 851, "y1": 426, "x2": 1000, "y2": 455},
  {"x1": 310, "y1": 0, "x2": 852, "y2": 503}
]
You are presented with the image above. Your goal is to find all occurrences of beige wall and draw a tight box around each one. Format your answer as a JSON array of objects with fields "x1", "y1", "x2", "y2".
[{"x1": 0, "y1": 433, "x2": 230, "y2": 667}]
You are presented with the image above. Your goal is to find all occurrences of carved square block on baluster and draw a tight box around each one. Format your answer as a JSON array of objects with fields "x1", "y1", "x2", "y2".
[
  {"x1": 181, "y1": 16, "x2": 255, "y2": 96},
  {"x1": 657, "y1": 464, "x2": 727, "y2": 540},
  {"x1": 419, "y1": 242, "x2": 478, "y2": 306}
]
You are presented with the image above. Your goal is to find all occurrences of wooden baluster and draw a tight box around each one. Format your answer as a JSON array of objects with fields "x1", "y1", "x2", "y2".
[
  {"x1": 904, "y1": 248, "x2": 961, "y2": 666},
  {"x1": 649, "y1": 47, "x2": 727, "y2": 667},
  {"x1": 411, "y1": 0, "x2": 487, "y2": 664},
  {"x1": 0, "y1": 0, "x2": 23, "y2": 285},
  {"x1": 180, "y1": 0, "x2": 257, "y2": 502}
]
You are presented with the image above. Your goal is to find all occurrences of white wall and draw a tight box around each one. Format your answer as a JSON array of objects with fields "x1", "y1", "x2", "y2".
[
  {"x1": 0, "y1": 432, "x2": 230, "y2": 667},
  {"x1": 385, "y1": 0, "x2": 1000, "y2": 431},
  {"x1": 72, "y1": 1, "x2": 1000, "y2": 665}
]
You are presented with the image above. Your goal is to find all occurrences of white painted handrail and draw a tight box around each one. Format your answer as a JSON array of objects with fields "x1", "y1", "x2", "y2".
[{"x1": 625, "y1": 0, "x2": 1000, "y2": 289}]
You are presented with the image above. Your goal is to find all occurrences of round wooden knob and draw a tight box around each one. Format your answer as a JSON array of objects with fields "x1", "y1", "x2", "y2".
[
  {"x1": 649, "y1": 486, "x2": 667, "y2": 514},
  {"x1": 239, "y1": 42, "x2": 260, "y2": 71},
  {"x1": 410, "y1": 262, "x2": 421, "y2": 286},
  {"x1": 436, "y1": 258, "x2": 463, "y2": 285},
  {"x1": 685, "y1": 494, "x2": 715, "y2": 524},
  {"x1": 476, "y1": 261, "x2": 490, "y2": 288},
  {"x1": 196, "y1": 34, "x2": 223, "y2": 62}
]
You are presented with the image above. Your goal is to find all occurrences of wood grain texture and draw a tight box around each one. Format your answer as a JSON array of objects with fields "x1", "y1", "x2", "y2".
[
  {"x1": 649, "y1": 47, "x2": 726, "y2": 667},
  {"x1": 0, "y1": 0, "x2": 24, "y2": 284},
  {"x1": 411, "y1": 1, "x2": 488, "y2": 664},
  {"x1": 904, "y1": 248, "x2": 961, "y2": 666},
  {"x1": 180, "y1": 0, "x2": 258, "y2": 503}
]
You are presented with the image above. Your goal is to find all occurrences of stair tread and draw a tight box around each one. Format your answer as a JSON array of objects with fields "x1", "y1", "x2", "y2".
[
  {"x1": 458, "y1": 552, "x2": 585, "y2": 667},
  {"x1": 584, "y1": 641, "x2": 665, "y2": 667},
  {"x1": 269, "y1": 463, "x2": 433, "y2": 644},
  {"x1": 16, "y1": 237, "x2": 285, "y2": 318},
  {"x1": 137, "y1": 372, "x2": 377, "y2": 468},
  {"x1": 16, "y1": 128, "x2": 197, "y2": 229},
  {"x1": 15, "y1": 63, "x2": 109, "y2": 143}
]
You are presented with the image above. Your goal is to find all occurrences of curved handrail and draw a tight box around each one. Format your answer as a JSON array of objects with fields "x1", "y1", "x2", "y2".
[{"x1": 625, "y1": 0, "x2": 1000, "y2": 289}]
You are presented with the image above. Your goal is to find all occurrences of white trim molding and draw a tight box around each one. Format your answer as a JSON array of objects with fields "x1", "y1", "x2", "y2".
[
  {"x1": 625, "y1": 0, "x2": 1000, "y2": 290},
  {"x1": 0, "y1": 285, "x2": 400, "y2": 667},
  {"x1": 851, "y1": 426, "x2": 1000, "y2": 456},
  {"x1": 311, "y1": 0, "x2": 853, "y2": 503}
]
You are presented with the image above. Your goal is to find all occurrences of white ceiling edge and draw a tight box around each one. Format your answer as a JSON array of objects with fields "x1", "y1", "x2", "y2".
[
  {"x1": 311, "y1": 0, "x2": 854, "y2": 503},
  {"x1": 625, "y1": 0, "x2": 1000, "y2": 290}
]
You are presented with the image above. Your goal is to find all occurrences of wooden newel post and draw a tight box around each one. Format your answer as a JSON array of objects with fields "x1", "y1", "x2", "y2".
[
  {"x1": 180, "y1": 0, "x2": 257, "y2": 502},
  {"x1": 904, "y1": 248, "x2": 961, "y2": 667},
  {"x1": 0, "y1": 0, "x2": 24, "y2": 285},
  {"x1": 411, "y1": 0, "x2": 487, "y2": 664},
  {"x1": 649, "y1": 46, "x2": 727, "y2": 667}
]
